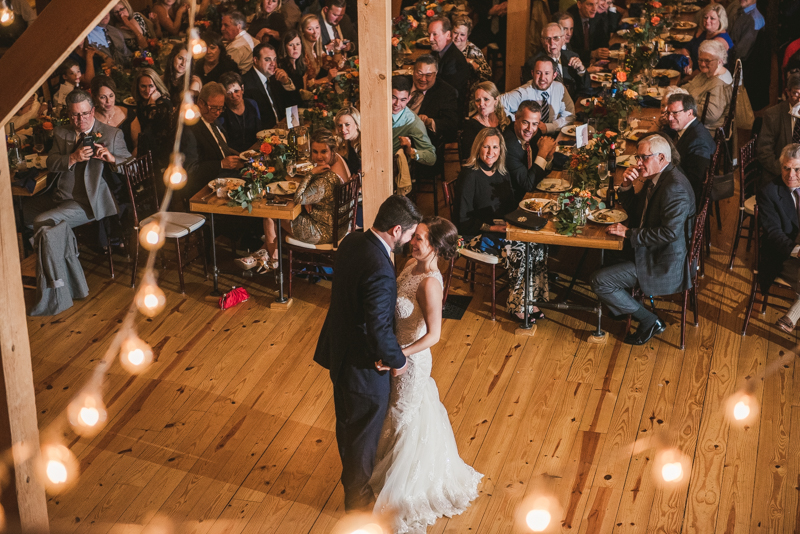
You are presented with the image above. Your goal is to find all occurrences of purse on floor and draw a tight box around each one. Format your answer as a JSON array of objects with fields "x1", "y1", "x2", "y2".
[{"x1": 219, "y1": 286, "x2": 250, "y2": 310}]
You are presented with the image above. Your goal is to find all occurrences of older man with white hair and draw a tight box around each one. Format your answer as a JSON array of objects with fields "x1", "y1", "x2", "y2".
[
  {"x1": 591, "y1": 134, "x2": 696, "y2": 345},
  {"x1": 523, "y1": 23, "x2": 589, "y2": 98}
]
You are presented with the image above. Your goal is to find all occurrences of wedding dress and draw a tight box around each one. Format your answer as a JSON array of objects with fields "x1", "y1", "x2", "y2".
[{"x1": 369, "y1": 260, "x2": 483, "y2": 534}]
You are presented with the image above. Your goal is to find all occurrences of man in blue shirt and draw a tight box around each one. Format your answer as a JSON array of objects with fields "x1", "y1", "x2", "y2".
[{"x1": 728, "y1": 0, "x2": 764, "y2": 64}]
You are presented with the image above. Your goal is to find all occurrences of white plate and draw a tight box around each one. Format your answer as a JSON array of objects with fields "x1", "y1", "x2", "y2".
[
  {"x1": 123, "y1": 96, "x2": 136, "y2": 106},
  {"x1": 269, "y1": 181, "x2": 298, "y2": 195},
  {"x1": 416, "y1": 37, "x2": 431, "y2": 47},
  {"x1": 617, "y1": 29, "x2": 630, "y2": 36},
  {"x1": 669, "y1": 33, "x2": 692, "y2": 43},
  {"x1": 560, "y1": 124, "x2": 596, "y2": 137},
  {"x1": 652, "y1": 69, "x2": 680, "y2": 78},
  {"x1": 536, "y1": 178, "x2": 572, "y2": 192},
  {"x1": 597, "y1": 186, "x2": 609, "y2": 198},
  {"x1": 556, "y1": 145, "x2": 577, "y2": 156},
  {"x1": 677, "y1": 4, "x2": 700, "y2": 12},
  {"x1": 621, "y1": 17, "x2": 643, "y2": 25},
  {"x1": 256, "y1": 128, "x2": 288, "y2": 140},
  {"x1": 520, "y1": 198, "x2": 554, "y2": 213},
  {"x1": 208, "y1": 178, "x2": 246, "y2": 191},
  {"x1": 590, "y1": 73, "x2": 612, "y2": 82},
  {"x1": 644, "y1": 86, "x2": 665, "y2": 98},
  {"x1": 579, "y1": 97, "x2": 603, "y2": 107},
  {"x1": 392, "y1": 68, "x2": 413, "y2": 76},
  {"x1": 672, "y1": 21, "x2": 697, "y2": 30},
  {"x1": 239, "y1": 149, "x2": 261, "y2": 161},
  {"x1": 589, "y1": 209, "x2": 628, "y2": 224},
  {"x1": 627, "y1": 129, "x2": 650, "y2": 142},
  {"x1": 616, "y1": 154, "x2": 636, "y2": 168}
]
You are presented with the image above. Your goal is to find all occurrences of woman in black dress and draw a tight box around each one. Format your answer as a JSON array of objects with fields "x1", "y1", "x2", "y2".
[
  {"x1": 130, "y1": 68, "x2": 173, "y2": 165},
  {"x1": 192, "y1": 31, "x2": 240, "y2": 86},
  {"x1": 248, "y1": 0, "x2": 288, "y2": 49},
  {"x1": 163, "y1": 44, "x2": 202, "y2": 103},
  {"x1": 334, "y1": 106, "x2": 361, "y2": 175},
  {"x1": 459, "y1": 81, "x2": 510, "y2": 162},
  {"x1": 454, "y1": 127, "x2": 548, "y2": 320},
  {"x1": 279, "y1": 30, "x2": 307, "y2": 91}
]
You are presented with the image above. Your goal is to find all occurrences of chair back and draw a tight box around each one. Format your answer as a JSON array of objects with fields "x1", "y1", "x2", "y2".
[
  {"x1": 688, "y1": 188, "x2": 711, "y2": 282},
  {"x1": 700, "y1": 128, "x2": 725, "y2": 202},
  {"x1": 700, "y1": 93, "x2": 711, "y2": 126},
  {"x1": 738, "y1": 135, "x2": 761, "y2": 207},
  {"x1": 442, "y1": 178, "x2": 456, "y2": 218},
  {"x1": 441, "y1": 256, "x2": 455, "y2": 307},
  {"x1": 723, "y1": 59, "x2": 743, "y2": 138},
  {"x1": 332, "y1": 172, "x2": 361, "y2": 246},
  {"x1": 121, "y1": 151, "x2": 160, "y2": 229}
]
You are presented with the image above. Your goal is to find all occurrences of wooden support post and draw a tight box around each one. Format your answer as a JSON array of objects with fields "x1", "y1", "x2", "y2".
[
  {"x1": 506, "y1": 0, "x2": 532, "y2": 90},
  {"x1": 358, "y1": 0, "x2": 394, "y2": 229},
  {"x1": 0, "y1": 136, "x2": 48, "y2": 533}
]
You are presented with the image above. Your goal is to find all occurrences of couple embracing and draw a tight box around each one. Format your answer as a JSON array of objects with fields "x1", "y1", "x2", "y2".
[{"x1": 314, "y1": 196, "x2": 482, "y2": 533}]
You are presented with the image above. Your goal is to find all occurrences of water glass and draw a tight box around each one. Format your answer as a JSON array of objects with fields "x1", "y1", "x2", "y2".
[{"x1": 597, "y1": 162, "x2": 609, "y2": 184}]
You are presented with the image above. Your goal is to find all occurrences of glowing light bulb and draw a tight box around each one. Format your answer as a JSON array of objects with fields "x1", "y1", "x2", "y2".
[
  {"x1": 135, "y1": 280, "x2": 166, "y2": 317},
  {"x1": 189, "y1": 28, "x2": 207, "y2": 58},
  {"x1": 163, "y1": 154, "x2": 188, "y2": 189},
  {"x1": 525, "y1": 509, "x2": 551, "y2": 532},
  {"x1": 0, "y1": 8, "x2": 14, "y2": 26},
  {"x1": 39, "y1": 444, "x2": 76, "y2": 492},
  {"x1": 139, "y1": 220, "x2": 165, "y2": 250},
  {"x1": 68, "y1": 392, "x2": 107, "y2": 435},
  {"x1": 120, "y1": 334, "x2": 154, "y2": 373},
  {"x1": 182, "y1": 103, "x2": 201, "y2": 124},
  {"x1": 661, "y1": 462, "x2": 683, "y2": 482},
  {"x1": 726, "y1": 391, "x2": 758, "y2": 425},
  {"x1": 46, "y1": 460, "x2": 67, "y2": 484},
  {"x1": 733, "y1": 401, "x2": 750, "y2": 420},
  {"x1": 349, "y1": 524, "x2": 382, "y2": 534}
]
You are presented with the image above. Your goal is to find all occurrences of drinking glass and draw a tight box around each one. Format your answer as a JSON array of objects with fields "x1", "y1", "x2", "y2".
[
  {"x1": 33, "y1": 132, "x2": 45, "y2": 156},
  {"x1": 597, "y1": 162, "x2": 609, "y2": 184}
]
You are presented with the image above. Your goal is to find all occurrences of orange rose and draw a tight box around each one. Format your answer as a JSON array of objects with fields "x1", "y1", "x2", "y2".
[
  {"x1": 616, "y1": 71, "x2": 627, "y2": 82},
  {"x1": 650, "y1": 1, "x2": 662, "y2": 7},
  {"x1": 426, "y1": 9, "x2": 434, "y2": 17},
  {"x1": 42, "y1": 122, "x2": 53, "y2": 131},
  {"x1": 392, "y1": 36, "x2": 400, "y2": 47},
  {"x1": 260, "y1": 142, "x2": 273, "y2": 155},
  {"x1": 651, "y1": 15, "x2": 661, "y2": 25},
  {"x1": 267, "y1": 167, "x2": 275, "y2": 173}
]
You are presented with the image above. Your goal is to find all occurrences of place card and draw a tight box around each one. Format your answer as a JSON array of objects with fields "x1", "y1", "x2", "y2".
[
  {"x1": 575, "y1": 124, "x2": 589, "y2": 148},
  {"x1": 286, "y1": 105, "x2": 300, "y2": 129}
]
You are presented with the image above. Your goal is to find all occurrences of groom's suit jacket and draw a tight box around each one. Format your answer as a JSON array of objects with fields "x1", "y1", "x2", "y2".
[{"x1": 314, "y1": 230, "x2": 407, "y2": 394}]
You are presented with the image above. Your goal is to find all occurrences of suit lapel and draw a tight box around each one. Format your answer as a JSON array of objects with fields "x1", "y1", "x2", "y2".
[
  {"x1": 783, "y1": 101, "x2": 793, "y2": 146},
  {"x1": 777, "y1": 185, "x2": 799, "y2": 230},
  {"x1": 364, "y1": 230, "x2": 392, "y2": 264}
]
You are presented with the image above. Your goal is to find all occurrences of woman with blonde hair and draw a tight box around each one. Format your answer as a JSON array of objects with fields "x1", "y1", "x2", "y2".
[
  {"x1": 683, "y1": 39, "x2": 733, "y2": 132},
  {"x1": 130, "y1": 68, "x2": 173, "y2": 161},
  {"x1": 459, "y1": 81, "x2": 511, "y2": 161},
  {"x1": 248, "y1": 0, "x2": 287, "y2": 49},
  {"x1": 110, "y1": 0, "x2": 158, "y2": 50},
  {"x1": 454, "y1": 127, "x2": 549, "y2": 321},
  {"x1": 299, "y1": 13, "x2": 338, "y2": 86},
  {"x1": 335, "y1": 106, "x2": 361, "y2": 174},
  {"x1": 686, "y1": 3, "x2": 733, "y2": 72}
]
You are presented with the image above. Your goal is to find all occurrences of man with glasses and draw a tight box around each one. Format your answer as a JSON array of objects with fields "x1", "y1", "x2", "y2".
[
  {"x1": 664, "y1": 93, "x2": 715, "y2": 202},
  {"x1": 25, "y1": 89, "x2": 130, "y2": 232},
  {"x1": 591, "y1": 135, "x2": 696, "y2": 345},
  {"x1": 523, "y1": 23, "x2": 589, "y2": 99},
  {"x1": 758, "y1": 73, "x2": 800, "y2": 184},
  {"x1": 180, "y1": 82, "x2": 244, "y2": 199},
  {"x1": 243, "y1": 43, "x2": 299, "y2": 130},
  {"x1": 409, "y1": 55, "x2": 460, "y2": 147}
]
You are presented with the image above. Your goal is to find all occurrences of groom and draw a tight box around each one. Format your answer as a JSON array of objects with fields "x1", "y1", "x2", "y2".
[{"x1": 314, "y1": 195, "x2": 423, "y2": 511}]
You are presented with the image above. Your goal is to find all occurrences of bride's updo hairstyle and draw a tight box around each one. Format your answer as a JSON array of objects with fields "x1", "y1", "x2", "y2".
[{"x1": 422, "y1": 216, "x2": 458, "y2": 261}]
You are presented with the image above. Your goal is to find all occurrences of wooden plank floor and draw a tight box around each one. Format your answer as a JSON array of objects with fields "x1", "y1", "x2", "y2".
[{"x1": 27, "y1": 181, "x2": 800, "y2": 533}]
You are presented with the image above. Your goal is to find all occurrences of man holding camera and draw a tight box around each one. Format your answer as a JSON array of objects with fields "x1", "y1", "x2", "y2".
[{"x1": 25, "y1": 89, "x2": 130, "y2": 231}]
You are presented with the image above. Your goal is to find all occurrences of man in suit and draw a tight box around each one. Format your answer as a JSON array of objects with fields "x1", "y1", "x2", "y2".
[
  {"x1": 428, "y1": 16, "x2": 470, "y2": 112},
  {"x1": 523, "y1": 23, "x2": 590, "y2": 99},
  {"x1": 242, "y1": 43, "x2": 299, "y2": 130},
  {"x1": 591, "y1": 134, "x2": 696, "y2": 345},
  {"x1": 757, "y1": 73, "x2": 800, "y2": 183},
  {"x1": 756, "y1": 143, "x2": 800, "y2": 332},
  {"x1": 25, "y1": 89, "x2": 131, "y2": 231},
  {"x1": 314, "y1": 195, "x2": 422, "y2": 511},
  {"x1": 410, "y1": 55, "x2": 460, "y2": 147},
  {"x1": 311, "y1": 0, "x2": 357, "y2": 54},
  {"x1": 503, "y1": 100, "x2": 557, "y2": 201},
  {"x1": 664, "y1": 93, "x2": 716, "y2": 202},
  {"x1": 567, "y1": 0, "x2": 610, "y2": 65},
  {"x1": 180, "y1": 82, "x2": 244, "y2": 200}
]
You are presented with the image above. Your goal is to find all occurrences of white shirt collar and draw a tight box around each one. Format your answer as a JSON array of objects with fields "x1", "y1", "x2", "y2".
[
  {"x1": 78, "y1": 118, "x2": 96, "y2": 136},
  {"x1": 254, "y1": 67, "x2": 269, "y2": 84},
  {"x1": 790, "y1": 102, "x2": 800, "y2": 119},
  {"x1": 678, "y1": 117, "x2": 696, "y2": 137},
  {"x1": 370, "y1": 228, "x2": 392, "y2": 255}
]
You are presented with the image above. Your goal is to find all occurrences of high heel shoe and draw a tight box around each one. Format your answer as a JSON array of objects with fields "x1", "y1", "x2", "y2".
[
  {"x1": 235, "y1": 249, "x2": 268, "y2": 270},
  {"x1": 255, "y1": 257, "x2": 279, "y2": 274}
]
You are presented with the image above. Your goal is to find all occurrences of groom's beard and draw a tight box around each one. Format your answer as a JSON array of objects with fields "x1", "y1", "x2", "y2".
[{"x1": 392, "y1": 240, "x2": 406, "y2": 255}]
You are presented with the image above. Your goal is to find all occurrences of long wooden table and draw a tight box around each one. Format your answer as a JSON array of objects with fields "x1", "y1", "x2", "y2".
[{"x1": 189, "y1": 189, "x2": 302, "y2": 307}]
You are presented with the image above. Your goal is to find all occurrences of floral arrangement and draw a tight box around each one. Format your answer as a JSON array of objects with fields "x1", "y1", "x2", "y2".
[
  {"x1": 623, "y1": 0, "x2": 669, "y2": 48},
  {"x1": 303, "y1": 101, "x2": 334, "y2": 133},
  {"x1": 553, "y1": 188, "x2": 604, "y2": 236},
  {"x1": 230, "y1": 137, "x2": 291, "y2": 212},
  {"x1": 567, "y1": 130, "x2": 620, "y2": 190},
  {"x1": 412, "y1": 1, "x2": 446, "y2": 21},
  {"x1": 392, "y1": 14, "x2": 423, "y2": 52},
  {"x1": 623, "y1": 43, "x2": 659, "y2": 78},
  {"x1": 195, "y1": 19, "x2": 212, "y2": 31},
  {"x1": 132, "y1": 49, "x2": 156, "y2": 69},
  {"x1": 103, "y1": 64, "x2": 133, "y2": 100}
]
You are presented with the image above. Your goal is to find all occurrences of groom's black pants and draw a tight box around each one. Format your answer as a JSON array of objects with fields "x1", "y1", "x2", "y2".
[{"x1": 333, "y1": 381, "x2": 389, "y2": 511}]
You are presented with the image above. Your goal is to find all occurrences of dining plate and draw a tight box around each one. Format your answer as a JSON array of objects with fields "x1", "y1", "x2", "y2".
[
  {"x1": 621, "y1": 17, "x2": 643, "y2": 24},
  {"x1": 644, "y1": 86, "x2": 665, "y2": 98},
  {"x1": 556, "y1": 145, "x2": 577, "y2": 156},
  {"x1": 257, "y1": 128, "x2": 288, "y2": 140},
  {"x1": 589, "y1": 209, "x2": 628, "y2": 224},
  {"x1": 652, "y1": 68, "x2": 680, "y2": 78},
  {"x1": 677, "y1": 4, "x2": 700, "y2": 12},
  {"x1": 672, "y1": 21, "x2": 697, "y2": 30},
  {"x1": 627, "y1": 129, "x2": 651, "y2": 142},
  {"x1": 616, "y1": 154, "x2": 636, "y2": 168},
  {"x1": 123, "y1": 96, "x2": 136, "y2": 106},
  {"x1": 590, "y1": 73, "x2": 613, "y2": 82},
  {"x1": 579, "y1": 97, "x2": 602, "y2": 107},
  {"x1": 520, "y1": 198, "x2": 554, "y2": 213},
  {"x1": 269, "y1": 181, "x2": 298, "y2": 195},
  {"x1": 669, "y1": 33, "x2": 693, "y2": 42},
  {"x1": 208, "y1": 178, "x2": 246, "y2": 191},
  {"x1": 536, "y1": 178, "x2": 572, "y2": 192},
  {"x1": 416, "y1": 37, "x2": 431, "y2": 47},
  {"x1": 392, "y1": 68, "x2": 413, "y2": 76},
  {"x1": 617, "y1": 29, "x2": 630, "y2": 36},
  {"x1": 239, "y1": 149, "x2": 261, "y2": 161},
  {"x1": 560, "y1": 124, "x2": 596, "y2": 137},
  {"x1": 597, "y1": 187, "x2": 609, "y2": 199}
]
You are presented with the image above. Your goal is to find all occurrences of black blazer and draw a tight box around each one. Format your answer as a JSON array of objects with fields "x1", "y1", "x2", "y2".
[
  {"x1": 757, "y1": 100, "x2": 793, "y2": 180},
  {"x1": 312, "y1": 7, "x2": 358, "y2": 53},
  {"x1": 523, "y1": 49, "x2": 591, "y2": 98},
  {"x1": 756, "y1": 175, "x2": 799, "y2": 291},
  {"x1": 435, "y1": 44, "x2": 470, "y2": 110},
  {"x1": 673, "y1": 119, "x2": 716, "y2": 202},
  {"x1": 503, "y1": 125, "x2": 548, "y2": 202},
  {"x1": 417, "y1": 78, "x2": 461, "y2": 146},
  {"x1": 314, "y1": 231, "x2": 407, "y2": 394},
  {"x1": 180, "y1": 121, "x2": 238, "y2": 198},
  {"x1": 241, "y1": 67, "x2": 299, "y2": 130},
  {"x1": 567, "y1": 5, "x2": 610, "y2": 64}
]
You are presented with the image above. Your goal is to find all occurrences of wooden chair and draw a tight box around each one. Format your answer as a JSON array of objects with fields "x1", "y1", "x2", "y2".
[
  {"x1": 727, "y1": 135, "x2": 760, "y2": 269},
  {"x1": 121, "y1": 152, "x2": 208, "y2": 293},
  {"x1": 722, "y1": 59, "x2": 742, "y2": 141},
  {"x1": 741, "y1": 205, "x2": 796, "y2": 335},
  {"x1": 285, "y1": 172, "x2": 361, "y2": 298}
]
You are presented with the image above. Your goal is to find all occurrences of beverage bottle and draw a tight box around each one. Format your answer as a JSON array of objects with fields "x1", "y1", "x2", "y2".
[{"x1": 7, "y1": 122, "x2": 22, "y2": 168}]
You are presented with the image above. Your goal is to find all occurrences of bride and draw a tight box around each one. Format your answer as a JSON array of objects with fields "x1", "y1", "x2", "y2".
[{"x1": 370, "y1": 216, "x2": 483, "y2": 533}]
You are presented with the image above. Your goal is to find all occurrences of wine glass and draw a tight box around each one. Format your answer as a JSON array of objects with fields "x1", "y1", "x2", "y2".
[
  {"x1": 33, "y1": 132, "x2": 45, "y2": 157},
  {"x1": 597, "y1": 162, "x2": 609, "y2": 185}
]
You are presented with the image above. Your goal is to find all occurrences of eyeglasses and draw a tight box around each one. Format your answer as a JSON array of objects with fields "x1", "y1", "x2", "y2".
[
  {"x1": 111, "y1": 8, "x2": 126, "y2": 15},
  {"x1": 634, "y1": 153, "x2": 657, "y2": 162},
  {"x1": 70, "y1": 111, "x2": 93, "y2": 119},
  {"x1": 664, "y1": 109, "x2": 686, "y2": 117},
  {"x1": 414, "y1": 71, "x2": 436, "y2": 79},
  {"x1": 697, "y1": 58, "x2": 718, "y2": 64},
  {"x1": 206, "y1": 105, "x2": 225, "y2": 112}
]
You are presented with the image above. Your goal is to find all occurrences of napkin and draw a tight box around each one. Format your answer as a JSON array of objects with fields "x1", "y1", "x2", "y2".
[
  {"x1": 656, "y1": 54, "x2": 689, "y2": 72},
  {"x1": 504, "y1": 209, "x2": 547, "y2": 230},
  {"x1": 552, "y1": 152, "x2": 570, "y2": 170},
  {"x1": 12, "y1": 167, "x2": 40, "y2": 193},
  {"x1": 640, "y1": 95, "x2": 662, "y2": 108}
]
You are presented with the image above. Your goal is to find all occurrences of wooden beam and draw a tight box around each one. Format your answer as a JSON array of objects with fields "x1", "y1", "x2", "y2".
[
  {"x1": 0, "y1": 135, "x2": 48, "y2": 533},
  {"x1": 506, "y1": 0, "x2": 532, "y2": 90},
  {"x1": 358, "y1": 0, "x2": 394, "y2": 229},
  {"x1": 0, "y1": 0, "x2": 118, "y2": 126}
]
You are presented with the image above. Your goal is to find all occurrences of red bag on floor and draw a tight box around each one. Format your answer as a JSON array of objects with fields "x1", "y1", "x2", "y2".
[{"x1": 219, "y1": 287, "x2": 249, "y2": 310}]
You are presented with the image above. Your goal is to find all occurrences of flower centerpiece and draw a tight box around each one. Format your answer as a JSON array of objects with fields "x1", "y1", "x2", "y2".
[
  {"x1": 623, "y1": 0, "x2": 669, "y2": 49},
  {"x1": 392, "y1": 14, "x2": 422, "y2": 61},
  {"x1": 584, "y1": 72, "x2": 640, "y2": 132},
  {"x1": 553, "y1": 188, "x2": 604, "y2": 236},
  {"x1": 229, "y1": 136, "x2": 291, "y2": 212},
  {"x1": 566, "y1": 130, "x2": 620, "y2": 190},
  {"x1": 132, "y1": 49, "x2": 156, "y2": 70}
]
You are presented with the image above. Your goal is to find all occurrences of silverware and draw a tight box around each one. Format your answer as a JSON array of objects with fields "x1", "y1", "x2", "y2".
[{"x1": 201, "y1": 189, "x2": 219, "y2": 201}]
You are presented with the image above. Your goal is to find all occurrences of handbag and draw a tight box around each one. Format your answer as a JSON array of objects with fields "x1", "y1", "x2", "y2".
[
  {"x1": 708, "y1": 139, "x2": 735, "y2": 202},
  {"x1": 219, "y1": 286, "x2": 250, "y2": 310},
  {"x1": 735, "y1": 85, "x2": 755, "y2": 130}
]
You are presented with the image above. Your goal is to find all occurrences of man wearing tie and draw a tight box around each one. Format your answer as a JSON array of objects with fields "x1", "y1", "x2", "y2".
[
  {"x1": 523, "y1": 23, "x2": 590, "y2": 99},
  {"x1": 428, "y1": 16, "x2": 471, "y2": 113},
  {"x1": 591, "y1": 135, "x2": 696, "y2": 345},
  {"x1": 567, "y1": 0, "x2": 610, "y2": 65},
  {"x1": 180, "y1": 83, "x2": 244, "y2": 199},
  {"x1": 242, "y1": 43, "x2": 299, "y2": 130},
  {"x1": 758, "y1": 73, "x2": 800, "y2": 184},
  {"x1": 312, "y1": 0, "x2": 357, "y2": 54},
  {"x1": 502, "y1": 100, "x2": 557, "y2": 201}
]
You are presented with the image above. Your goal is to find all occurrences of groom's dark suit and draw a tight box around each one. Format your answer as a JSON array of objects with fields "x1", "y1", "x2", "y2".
[{"x1": 314, "y1": 230, "x2": 407, "y2": 511}]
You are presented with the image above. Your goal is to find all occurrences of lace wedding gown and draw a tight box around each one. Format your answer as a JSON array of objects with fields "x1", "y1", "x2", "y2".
[{"x1": 369, "y1": 260, "x2": 483, "y2": 534}]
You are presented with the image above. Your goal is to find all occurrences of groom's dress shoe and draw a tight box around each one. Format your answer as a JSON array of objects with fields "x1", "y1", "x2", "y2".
[{"x1": 623, "y1": 318, "x2": 666, "y2": 346}]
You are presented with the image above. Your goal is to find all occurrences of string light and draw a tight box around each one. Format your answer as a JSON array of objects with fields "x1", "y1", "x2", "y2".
[
  {"x1": 350, "y1": 525, "x2": 383, "y2": 534},
  {"x1": 331, "y1": 513, "x2": 386, "y2": 534},
  {"x1": 526, "y1": 509, "x2": 552, "y2": 532},
  {"x1": 67, "y1": 392, "x2": 107, "y2": 435},
  {"x1": 654, "y1": 448, "x2": 690, "y2": 485},
  {"x1": 181, "y1": 102, "x2": 201, "y2": 125},
  {"x1": 0, "y1": 1, "x2": 14, "y2": 26},
  {"x1": 139, "y1": 220, "x2": 165, "y2": 250},
  {"x1": 189, "y1": 28, "x2": 207, "y2": 59},
  {"x1": 135, "y1": 275, "x2": 166, "y2": 317},
  {"x1": 517, "y1": 494, "x2": 560, "y2": 533},
  {"x1": 164, "y1": 153, "x2": 188, "y2": 190},
  {"x1": 39, "y1": 444, "x2": 76, "y2": 492},
  {"x1": 120, "y1": 333, "x2": 154, "y2": 374}
]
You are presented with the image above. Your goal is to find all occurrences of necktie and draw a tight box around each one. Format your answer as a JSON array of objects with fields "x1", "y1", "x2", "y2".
[
  {"x1": 103, "y1": 27, "x2": 117, "y2": 59},
  {"x1": 554, "y1": 61, "x2": 564, "y2": 84},
  {"x1": 793, "y1": 116, "x2": 800, "y2": 143},
  {"x1": 523, "y1": 142, "x2": 533, "y2": 168},
  {"x1": 583, "y1": 21, "x2": 590, "y2": 51},
  {"x1": 640, "y1": 180, "x2": 655, "y2": 227},
  {"x1": 794, "y1": 189, "x2": 800, "y2": 226},
  {"x1": 540, "y1": 92, "x2": 550, "y2": 123},
  {"x1": 263, "y1": 79, "x2": 277, "y2": 125},
  {"x1": 209, "y1": 123, "x2": 234, "y2": 158},
  {"x1": 409, "y1": 90, "x2": 424, "y2": 114}
]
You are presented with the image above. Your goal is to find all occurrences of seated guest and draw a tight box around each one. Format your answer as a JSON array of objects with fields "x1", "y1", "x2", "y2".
[
  {"x1": 87, "y1": 13, "x2": 133, "y2": 67},
  {"x1": 682, "y1": 40, "x2": 732, "y2": 133},
  {"x1": 685, "y1": 3, "x2": 733, "y2": 72},
  {"x1": 5, "y1": 94, "x2": 42, "y2": 144},
  {"x1": 311, "y1": 0, "x2": 358, "y2": 54},
  {"x1": 391, "y1": 76, "x2": 436, "y2": 166},
  {"x1": 455, "y1": 127, "x2": 549, "y2": 321},
  {"x1": 649, "y1": 86, "x2": 689, "y2": 134},
  {"x1": 596, "y1": 0, "x2": 621, "y2": 34},
  {"x1": 248, "y1": 0, "x2": 288, "y2": 49},
  {"x1": 152, "y1": 0, "x2": 187, "y2": 37},
  {"x1": 567, "y1": 0, "x2": 609, "y2": 65},
  {"x1": 728, "y1": 0, "x2": 764, "y2": 66},
  {"x1": 91, "y1": 76, "x2": 135, "y2": 152},
  {"x1": 428, "y1": 16, "x2": 470, "y2": 112},
  {"x1": 217, "y1": 72, "x2": 261, "y2": 153},
  {"x1": 460, "y1": 81, "x2": 511, "y2": 162},
  {"x1": 279, "y1": 30, "x2": 308, "y2": 90},
  {"x1": 758, "y1": 74, "x2": 800, "y2": 183},
  {"x1": 335, "y1": 106, "x2": 361, "y2": 175},
  {"x1": 501, "y1": 55, "x2": 575, "y2": 135},
  {"x1": 591, "y1": 135, "x2": 696, "y2": 345},
  {"x1": 163, "y1": 44, "x2": 202, "y2": 103},
  {"x1": 110, "y1": 0, "x2": 157, "y2": 51},
  {"x1": 243, "y1": 43, "x2": 298, "y2": 129},
  {"x1": 180, "y1": 82, "x2": 244, "y2": 199},
  {"x1": 193, "y1": 32, "x2": 240, "y2": 86},
  {"x1": 53, "y1": 59, "x2": 84, "y2": 115},
  {"x1": 756, "y1": 143, "x2": 800, "y2": 332},
  {"x1": 554, "y1": 11, "x2": 574, "y2": 51},
  {"x1": 410, "y1": 55, "x2": 461, "y2": 147},
  {"x1": 25, "y1": 90, "x2": 131, "y2": 231},
  {"x1": 502, "y1": 100, "x2": 556, "y2": 201},
  {"x1": 300, "y1": 14, "x2": 338, "y2": 85},
  {"x1": 130, "y1": 69, "x2": 172, "y2": 162},
  {"x1": 664, "y1": 93, "x2": 716, "y2": 202},
  {"x1": 451, "y1": 16, "x2": 492, "y2": 103},
  {"x1": 222, "y1": 11, "x2": 256, "y2": 74},
  {"x1": 523, "y1": 23, "x2": 589, "y2": 99}
]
